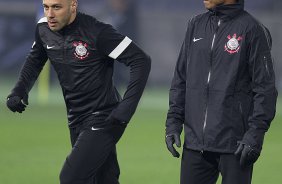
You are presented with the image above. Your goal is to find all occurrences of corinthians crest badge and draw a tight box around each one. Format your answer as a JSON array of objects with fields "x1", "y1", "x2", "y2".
[
  {"x1": 224, "y1": 34, "x2": 242, "y2": 54},
  {"x1": 73, "y1": 41, "x2": 89, "y2": 60}
]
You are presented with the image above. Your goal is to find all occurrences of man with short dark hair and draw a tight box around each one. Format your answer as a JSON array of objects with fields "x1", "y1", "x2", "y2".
[
  {"x1": 6, "y1": 0, "x2": 151, "y2": 183},
  {"x1": 165, "y1": 0, "x2": 277, "y2": 184}
]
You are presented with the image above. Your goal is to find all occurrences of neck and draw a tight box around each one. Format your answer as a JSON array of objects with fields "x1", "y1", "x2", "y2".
[{"x1": 68, "y1": 12, "x2": 77, "y2": 25}]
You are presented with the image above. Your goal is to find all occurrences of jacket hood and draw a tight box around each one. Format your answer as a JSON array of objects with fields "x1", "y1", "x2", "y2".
[{"x1": 209, "y1": 0, "x2": 244, "y2": 21}]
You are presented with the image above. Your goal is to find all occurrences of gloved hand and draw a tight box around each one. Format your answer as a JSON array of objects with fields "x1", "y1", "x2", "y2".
[
  {"x1": 234, "y1": 141, "x2": 260, "y2": 168},
  {"x1": 234, "y1": 129, "x2": 265, "y2": 168},
  {"x1": 165, "y1": 132, "x2": 181, "y2": 158},
  {"x1": 6, "y1": 95, "x2": 29, "y2": 113}
]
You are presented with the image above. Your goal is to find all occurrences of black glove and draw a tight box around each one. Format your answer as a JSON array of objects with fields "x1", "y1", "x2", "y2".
[
  {"x1": 234, "y1": 129, "x2": 265, "y2": 168},
  {"x1": 165, "y1": 132, "x2": 181, "y2": 158},
  {"x1": 6, "y1": 95, "x2": 29, "y2": 113},
  {"x1": 234, "y1": 141, "x2": 260, "y2": 168}
]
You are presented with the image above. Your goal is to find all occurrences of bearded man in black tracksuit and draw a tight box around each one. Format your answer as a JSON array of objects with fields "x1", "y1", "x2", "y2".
[
  {"x1": 6, "y1": 0, "x2": 151, "y2": 183},
  {"x1": 165, "y1": 0, "x2": 277, "y2": 184}
]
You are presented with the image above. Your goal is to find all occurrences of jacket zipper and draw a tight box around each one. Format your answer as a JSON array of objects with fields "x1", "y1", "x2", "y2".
[{"x1": 202, "y1": 19, "x2": 221, "y2": 148}]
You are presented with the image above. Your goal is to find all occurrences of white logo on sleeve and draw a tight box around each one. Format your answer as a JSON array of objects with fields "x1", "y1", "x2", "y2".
[
  {"x1": 193, "y1": 38, "x2": 203, "y2": 42},
  {"x1": 91, "y1": 127, "x2": 104, "y2": 131},
  {"x1": 47, "y1": 45, "x2": 55, "y2": 49}
]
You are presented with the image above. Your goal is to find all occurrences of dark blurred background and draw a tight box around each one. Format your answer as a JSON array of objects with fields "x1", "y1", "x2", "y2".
[{"x1": 0, "y1": 0, "x2": 281, "y2": 89}]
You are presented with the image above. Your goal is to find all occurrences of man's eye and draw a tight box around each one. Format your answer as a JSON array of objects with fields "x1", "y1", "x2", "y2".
[
  {"x1": 54, "y1": 6, "x2": 61, "y2": 10},
  {"x1": 43, "y1": 6, "x2": 49, "y2": 10}
]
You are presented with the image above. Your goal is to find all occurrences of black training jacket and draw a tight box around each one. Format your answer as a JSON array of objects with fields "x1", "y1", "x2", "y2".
[
  {"x1": 12, "y1": 13, "x2": 151, "y2": 127},
  {"x1": 166, "y1": 1, "x2": 277, "y2": 153}
]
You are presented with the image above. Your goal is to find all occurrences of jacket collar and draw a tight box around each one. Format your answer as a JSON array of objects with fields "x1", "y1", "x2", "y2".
[{"x1": 208, "y1": 0, "x2": 244, "y2": 21}]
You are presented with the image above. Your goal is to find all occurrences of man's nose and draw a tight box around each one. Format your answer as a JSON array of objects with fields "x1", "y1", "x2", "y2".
[{"x1": 46, "y1": 9, "x2": 55, "y2": 18}]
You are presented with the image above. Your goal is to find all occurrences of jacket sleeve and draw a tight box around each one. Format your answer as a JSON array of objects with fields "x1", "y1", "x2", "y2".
[
  {"x1": 165, "y1": 19, "x2": 193, "y2": 135},
  {"x1": 9, "y1": 25, "x2": 48, "y2": 98},
  {"x1": 244, "y1": 24, "x2": 278, "y2": 151},
  {"x1": 96, "y1": 25, "x2": 151, "y2": 123}
]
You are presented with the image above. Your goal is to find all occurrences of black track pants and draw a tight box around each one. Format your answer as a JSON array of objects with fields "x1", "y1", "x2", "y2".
[
  {"x1": 60, "y1": 122, "x2": 126, "y2": 184},
  {"x1": 181, "y1": 148, "x2": 253, "y2": 184}
]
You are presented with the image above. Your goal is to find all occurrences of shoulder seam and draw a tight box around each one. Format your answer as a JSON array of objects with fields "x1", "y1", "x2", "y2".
[{"x1": 258, "y1": 23, "x2": 271, "y2": 49}]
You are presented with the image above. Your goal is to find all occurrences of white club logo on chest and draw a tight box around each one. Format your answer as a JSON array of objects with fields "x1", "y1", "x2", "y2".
[
  {"x1": 227, "y1": 38, "x2": 239, "y2": 50},
  {"x1": 224, "y1": 34, "x2": 243, "y2": 54},
  {"x1": 73, "y1": 41, "x2": 89, "y2": 60}
]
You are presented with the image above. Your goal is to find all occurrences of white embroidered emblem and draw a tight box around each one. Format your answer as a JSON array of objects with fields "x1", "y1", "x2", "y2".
[
  {"x1": 73, "y1": 41, "x2": 89, "y2": 60},
  {"x1": 224, "y1": 34, "x2": 242, "y2": 54}
]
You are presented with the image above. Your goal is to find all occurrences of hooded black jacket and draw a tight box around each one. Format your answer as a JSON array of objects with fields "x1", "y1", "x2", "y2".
[
  {"x1": 10, "y1": 13, "x2": 151, "y2": 128},
  {"x1": 166, "y1": 1, "x2": 277, "y2": 153}
]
